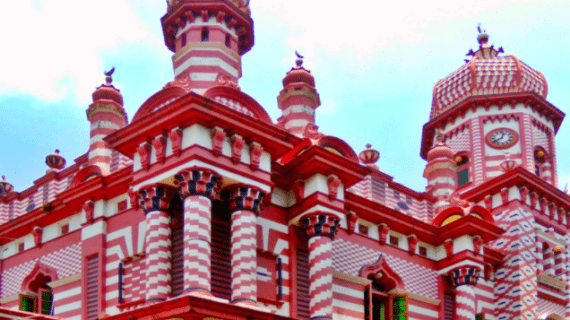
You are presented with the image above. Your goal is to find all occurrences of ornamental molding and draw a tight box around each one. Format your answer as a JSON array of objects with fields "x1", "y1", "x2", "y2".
[
  {"x1": 332, "y1": 270, "x2": 371, "y2": 286},
  {"x1": 47, "y1": 272, "x2": 82, "y2": 288},
  {"x1": 537, "y1": 273, "x2": 566, "y2": 291}
]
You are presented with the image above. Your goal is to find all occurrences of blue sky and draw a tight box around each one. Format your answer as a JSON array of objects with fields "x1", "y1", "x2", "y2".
[{"x1": 1, "y1": 0, "x2": 570, "y2": 193}]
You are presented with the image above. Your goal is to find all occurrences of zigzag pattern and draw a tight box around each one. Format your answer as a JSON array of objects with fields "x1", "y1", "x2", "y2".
[
  {"x1": 309, "y1": 236, "x2": 333, "y2": 320},
  {"x1": 490, "y1": 207, "x2": 538, "y2": 320},
  {"x1": 230, "y1": 209, "x2": 257, "y2": 303},
  {"x1": 183, "y1": 195, "x2": 212, "y2": 292},
  {"x1": 144, "y1": 210, "x2": 172, "y2": 301}
]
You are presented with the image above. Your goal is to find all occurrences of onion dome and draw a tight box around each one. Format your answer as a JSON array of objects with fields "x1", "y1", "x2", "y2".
[
  {"x1": 359, "y1": 144, "x2": 380, "y2": 169},
  {"x1": 45, "y1": 149, "x2": 66, "y2": 172},
  {"x1": 430, "y1": 26, "x2": 548, "y2": 119},
  {"x1": 92, "y1": 67, "x2": 124, "y2": 106},
  {"x1": 283, "y1": 52, "x2": 316, "y2": 87},
  {"x1": 0, "y1": 176, "x2": 14, "y2": 197},
  {"x1": 427, "y1": 134, "x2": 454, "y2": 162}
]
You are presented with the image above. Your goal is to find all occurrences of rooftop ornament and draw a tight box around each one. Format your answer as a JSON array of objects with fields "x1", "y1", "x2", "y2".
[
  {"x1": 0, "y1": 176, "x2": 14, "y2": 197},
  {"x1": 45, "y1": 149, "x2": 66, "y2": 172},
  {"x1": 359, "y1": 144, "x2": 380, "y2": 170},
  {"x1": 465, "y1": 23, "x2": 504, "y2": 62}
]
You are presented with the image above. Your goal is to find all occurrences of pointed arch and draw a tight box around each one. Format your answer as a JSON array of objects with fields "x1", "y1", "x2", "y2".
[
  {"x1": 359, "y1": 254, "x2": 404, "y2": 291},
  {"x1": 21, "y1": 261, "x2": 58, "y2": 292}
]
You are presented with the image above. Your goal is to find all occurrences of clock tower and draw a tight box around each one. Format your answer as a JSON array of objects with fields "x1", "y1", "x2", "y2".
[{"x1": 421, "y1": 28, "x2": 565, "y2": 190}]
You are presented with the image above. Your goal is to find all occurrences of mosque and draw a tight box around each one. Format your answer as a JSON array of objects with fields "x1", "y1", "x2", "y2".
[{"x1": 0, "y1": 1, "x2": 569, "y2": 320}]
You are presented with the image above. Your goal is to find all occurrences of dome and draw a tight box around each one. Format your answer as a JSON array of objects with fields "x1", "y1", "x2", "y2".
[
  {"x1": 430, "y1": 31, "x2": 548, "y2": 119},
  {"x1": 92, "y1": 69, "x2": 123, "y2": 106},
  {"x1": 427, "y1": 141, "x2": 454, "y2": 162},
  {"x1": 283, "y1": 57, "x2": 315, "y2": 87}
]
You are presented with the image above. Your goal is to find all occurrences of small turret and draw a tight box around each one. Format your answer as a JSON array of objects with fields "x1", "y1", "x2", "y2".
[
  {"x1": 424, "y1": 134, "x2": 457, "y2": 213},
  {"x1": 86, "y1": 68, "x2": 128, "y2": 175},
  {"x1": 277, "y1": 52, "x2": 321, "y2": 137}
]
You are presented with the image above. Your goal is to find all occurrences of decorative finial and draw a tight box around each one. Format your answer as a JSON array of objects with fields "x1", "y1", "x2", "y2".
[
  {"x1": 295, "y1": 50, "x2": 304, "y2": 68},
  {"x1": 0, "y1": 175, "x2": 14, "y2": 197},
  {"x1": 359, "y1": 144, "x2": 380, "y2": 170},
  {"x1": 46, "y1": 149, "x2": 66, "y2": 172},
  {"x1": 104, "y1": 67, "x2": 115, "y2": 84},
  {"x1": 477, "y1": 23, "x2": 489, "y2": 45}
]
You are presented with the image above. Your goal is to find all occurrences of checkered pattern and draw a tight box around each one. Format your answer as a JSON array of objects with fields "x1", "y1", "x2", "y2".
[
  {"x1": 489, "y1": 207, "x2": 538, "y2": 320},
  {"x1": 122, "y1": 257, "x2": 146, "y2": 303},
  {"x1": 308, "y1": 236, "x2": 333, "y2": 320},
  {"x1": 182, "y1": 195, "x2": 212, "y2": 293},
  {"x1": 0, "y1": 243, "x2": 81, "y2": 298},
  {"x1": 432, "y1": 56, "x2": 547, "y2": 119},
  {"x1": 446, "y1": 127, "x2": 471, "y2": 154},
  {"x1": 331, "y1": 238, "x2": 439, "y2": 299},
  {"x1": 144, "y1": 210, "x2": 172, "y2": 302},
  {"x1": 538, "y1": 298, "x2": 564, "y2": 318},
  {"x1": 455, "y1": 285, "x2": 476, "y2": 320},
  {"x1": 230, "y1": 209, "x2": 258, "y2": 304},
  {"x1": 214, "y1": 96, "x2": 255, "y2": 118}
]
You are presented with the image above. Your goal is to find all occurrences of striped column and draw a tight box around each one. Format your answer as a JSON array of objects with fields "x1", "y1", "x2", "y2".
[
  {"x1": 303, "y1": 213, "x2": 340, "y2": 320},
  {"x1": 174, "y1": 167, "x2": 221, "y2": 295},
  {"x1": 536, "y1": 241, "x2": 544, "y2": 275},
  {"x1": 554, "y1": 248, "x2": 565, "y2": 278},
  {"x1": 544, "y1": 246, "x2": 555, "y2": 276},
  {"x1": 226, "y1": 184, "x2": 265, "y2": 305},
  {"x1": 139, "y1": 183, "x2": 177, "y2": 302},
  {"x1": 450, "y1": 266, "x2": 480, "y2": 320}
]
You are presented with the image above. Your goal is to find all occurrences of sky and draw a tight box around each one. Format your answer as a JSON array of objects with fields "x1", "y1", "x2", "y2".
[{"x1": 1, "y1": 0, "x2": 570, "y2": 194}]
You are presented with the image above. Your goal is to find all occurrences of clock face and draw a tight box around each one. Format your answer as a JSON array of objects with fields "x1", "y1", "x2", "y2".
[{"x1": 486, "y1": 128, "x2": 518, "y2": 149}]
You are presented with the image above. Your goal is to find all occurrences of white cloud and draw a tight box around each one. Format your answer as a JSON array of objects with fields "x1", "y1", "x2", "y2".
[{"x1": 0, "y1": 0, "x2": 158, "y2": 104}]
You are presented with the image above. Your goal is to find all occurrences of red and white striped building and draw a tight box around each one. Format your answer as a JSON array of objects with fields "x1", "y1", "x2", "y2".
[{"x1": 0, "y1": 2, "x2": 569, "y2": 320}]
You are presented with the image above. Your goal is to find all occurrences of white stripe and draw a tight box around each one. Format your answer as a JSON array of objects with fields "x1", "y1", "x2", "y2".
[
  {"x1": 175, "y1": 57, "x2": 238, "y2": 77},
  {"x1": 54, "y1": 287, "x2": 81, "y2": 300},
  {"x1": 409, "y1": 304, "x2": 438, "y2": 317},
  {"x1": 54, "y1": 301, "x2": 81, "y2": 314},
  {"x1": 332, "y1": 298, "x2": 362, "y2": 312}
]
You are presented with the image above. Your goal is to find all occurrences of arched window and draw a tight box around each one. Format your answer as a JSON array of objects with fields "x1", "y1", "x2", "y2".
[
  {"x1": 361, "y1": 255, "x2": 408, "y2": 320},
  {"x1": 455, "y1": 154, "x2": 470, "y2": 187},
  {"x1": 19, "y1": 262, "x2": 57, "y2": 315}
]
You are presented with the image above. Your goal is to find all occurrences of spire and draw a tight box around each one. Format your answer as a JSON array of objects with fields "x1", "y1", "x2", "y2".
[{"x1": 465, "y1": 24, "x2": 504, "y2": 61}]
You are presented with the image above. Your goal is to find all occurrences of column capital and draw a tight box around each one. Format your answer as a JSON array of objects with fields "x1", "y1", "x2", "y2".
[
  {"x1": 138, "y1": 183, "x2": 177, "y2": 214},
  {"x1": 225, "y1": 184, "x2": 265, "y2": 214},
  {"x1": 449, "y1": 266, "x2": 481, "y2": 287},
  {"x1": 175, "y1": 167, "x2": 221, "y2": 199},
  {"x1": 303, "y1": 212, "x2": 339, "y2": 239}
]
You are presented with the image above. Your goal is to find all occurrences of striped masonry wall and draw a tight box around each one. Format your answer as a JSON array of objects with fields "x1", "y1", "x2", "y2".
[
  {"x1": 52, "y1": 278, "x2": 82, "y2": 320},
  {"x1": 489, "y1": 206, "x2": 538, "y2": 320}
]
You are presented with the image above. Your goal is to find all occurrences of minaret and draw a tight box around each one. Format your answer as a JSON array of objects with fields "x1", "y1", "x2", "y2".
[
  {"x1": 161, "y1": 0, "x2": 253, "y2": 94},
  {"x1": 86, "y1": 69, "x2": 128, "y2": 175},
  {"x1": 277, "y1": 53, "x2": 321, "y2": 136}
]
